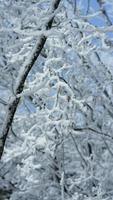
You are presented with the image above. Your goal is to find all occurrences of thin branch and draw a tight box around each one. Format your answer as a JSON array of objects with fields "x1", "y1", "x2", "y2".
[
  {"x1": 102, "y1": 134, "x2": 113, "y2": 158},
  {"x1": 97, "y1": 0, "x2": 112, "y2": 26},
  {"x1": 69, "y1": 132, "x2": 88, "y2": 167},
  {"x1": 74, "y1": 0, "x2": 77, "y2": 14},
  {"x1": 72, "y1": 126, "x2": 113, "y2": 140},
  {"x1": 86, "y1": 0, "x2": 90, "y2": 15},
  {"x1": 0, "y1": 98, "x2": 7, "y2": 106}
]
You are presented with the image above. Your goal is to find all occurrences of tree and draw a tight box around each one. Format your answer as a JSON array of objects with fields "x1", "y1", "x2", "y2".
[{"x1": 0, "y1": 0, "x2": 113, "y2": 200}]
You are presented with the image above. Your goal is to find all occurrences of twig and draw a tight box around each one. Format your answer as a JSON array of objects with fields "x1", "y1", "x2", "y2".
[
  {"x1": 72, "y1": 126, "x2": 113, "y2": 140},
  {"x1": 69, "y1": 132, "x2": 88, "y2": 167}
]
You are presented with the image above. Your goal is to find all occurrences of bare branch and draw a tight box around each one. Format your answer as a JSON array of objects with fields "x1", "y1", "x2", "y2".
[
  {"x1": 72, "y1": 126, "x2": 113, "y2": 140},
  {"x1": 97, "y1": 0, "x2": 112, "y2": 26}
]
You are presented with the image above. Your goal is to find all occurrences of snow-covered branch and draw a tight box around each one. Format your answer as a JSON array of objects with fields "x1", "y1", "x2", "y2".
[{"x1": 0, "y1": 0, "x2": 61, "y2": 160}]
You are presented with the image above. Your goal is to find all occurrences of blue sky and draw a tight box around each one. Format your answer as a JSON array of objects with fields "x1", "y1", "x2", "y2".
[
  {"x1": 75, "y1": 0, "x2": 113, "y2": 26},
  {"x1": 75, "y1": 0, "x2": 113, "y2": 38}
]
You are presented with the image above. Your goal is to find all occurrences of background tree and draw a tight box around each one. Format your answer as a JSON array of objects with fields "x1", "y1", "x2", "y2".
[{"x1": 0, "y1": 0, "x2": 113, "y2": 200}]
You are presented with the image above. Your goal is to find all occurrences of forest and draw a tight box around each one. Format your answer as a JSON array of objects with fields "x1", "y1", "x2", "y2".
[{"x1": 0, "y1": 0, "x2": 113, "y2": 199}]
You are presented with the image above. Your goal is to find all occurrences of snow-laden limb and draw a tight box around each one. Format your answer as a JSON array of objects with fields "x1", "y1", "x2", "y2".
[{"x1": 0, "y1": 0, "x2": 61, "y2": 160}]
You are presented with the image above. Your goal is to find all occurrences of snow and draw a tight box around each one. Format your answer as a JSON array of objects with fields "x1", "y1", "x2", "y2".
[{"x1": 1, "y1": 0, "x2": 113, "y2": 200}]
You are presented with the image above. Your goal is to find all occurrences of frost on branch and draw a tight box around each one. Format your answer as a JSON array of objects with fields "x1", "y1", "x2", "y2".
[{"x1": 0, "y1": 0, "x2": 113, "y2": 200}]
